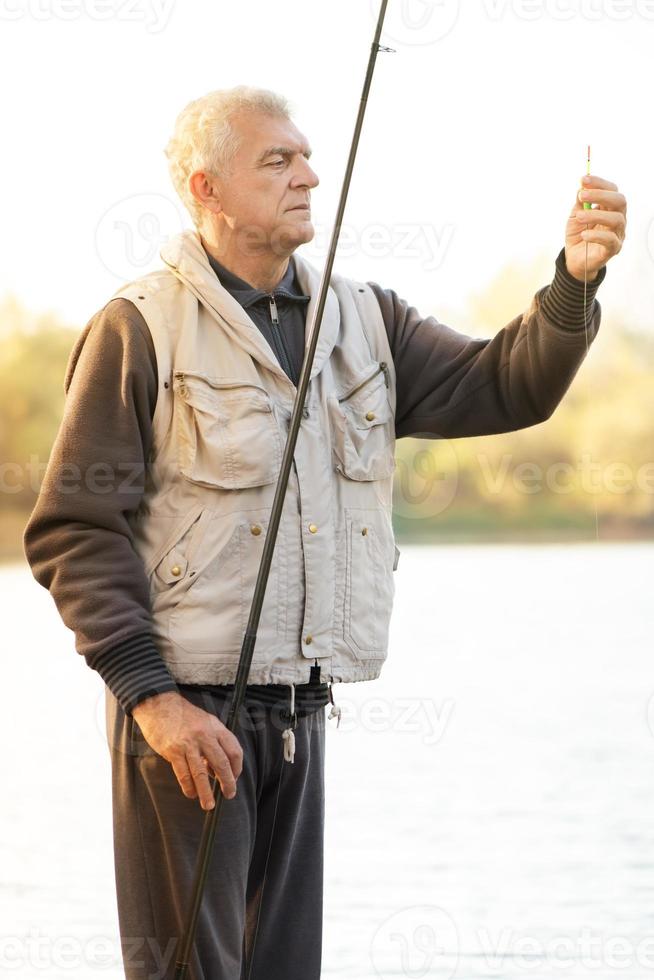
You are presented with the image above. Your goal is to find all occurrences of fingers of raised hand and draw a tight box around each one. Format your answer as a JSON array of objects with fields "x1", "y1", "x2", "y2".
[
  {"x1": 582, "y1": 174, "x2": 617, "y2": 192},
  {"x1": 578, "y1": 227, "x2": 623, "y2": 258},
  {"x1": 573, "y1": 207, "x2": 627, "y2": 240},
  {"x1": 578, "y1": 186, "x2": 627, "y2": 215}
]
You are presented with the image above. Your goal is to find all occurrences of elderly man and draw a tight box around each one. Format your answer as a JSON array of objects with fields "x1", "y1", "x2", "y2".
[{"x1": 23, "y1": 85, "x2": 625, "y2": 979}]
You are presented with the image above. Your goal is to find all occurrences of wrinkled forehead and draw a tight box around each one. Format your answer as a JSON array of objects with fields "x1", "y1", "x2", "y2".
[{"x1": 231, "y1": 110, "x2": 312, "y2": 164}]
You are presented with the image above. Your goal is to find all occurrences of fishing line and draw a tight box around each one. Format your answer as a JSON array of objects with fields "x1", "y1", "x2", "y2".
[{"x1": 582, "y1": 143, "x2": 601, "y2": 544}]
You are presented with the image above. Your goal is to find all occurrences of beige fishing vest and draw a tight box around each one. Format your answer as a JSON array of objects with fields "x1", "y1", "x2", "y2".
[{"x1": 113, "y1": 230, "x2": 399, "y2": 687}]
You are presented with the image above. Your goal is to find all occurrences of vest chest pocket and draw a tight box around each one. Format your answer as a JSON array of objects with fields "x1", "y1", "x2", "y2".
[
  {"x1": 173, "y1": 372, "x2": 283, "y2": 490},
  {"x1": 329, "y1": 361, "x2": 396, "y2": 481}
]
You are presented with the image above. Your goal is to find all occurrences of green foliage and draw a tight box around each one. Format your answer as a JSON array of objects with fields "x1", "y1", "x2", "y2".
[
  {"x1": 393, "y1": 255, "x2": 654, "y2": 541},
  {"x1": 0, "y1": 296, "x2": 79, "y2": 511}
]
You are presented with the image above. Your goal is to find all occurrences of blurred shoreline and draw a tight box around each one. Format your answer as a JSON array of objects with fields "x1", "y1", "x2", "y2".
[
  {"x1": 3, "y1": 281, "x2": 652, "y2": 566},
  {"x1": 4, "y1": 505, "x2": 653, "y2": 567}
]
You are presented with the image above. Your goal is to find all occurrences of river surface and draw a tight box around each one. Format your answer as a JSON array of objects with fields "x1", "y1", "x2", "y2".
[{"x1": 1, "y1": 543, "x2": 653, "y2": 979}]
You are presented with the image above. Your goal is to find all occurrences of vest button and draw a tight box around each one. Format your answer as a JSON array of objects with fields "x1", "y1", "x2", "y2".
[
  {"x1": 308, "y1": 523, "x2": 318, "y2": 533},
  {"x1": 171, "y1": 565, "x2": 182, "y2": 576},
  {"x1": 361, "y1": 527, "x2": 368, "y2": 536},
  {"x1": 250, "y1": 524, "x2": 262, "y2": 536},
  {"x1": 365, "y1": 411, "x2": 376, "y2": 421},
  {"x1": 302, "y1": 406, "x2": 309, "y2": 418},
  {"x1": 305, "y1": 635, "x2": 313, "y2": 644}
]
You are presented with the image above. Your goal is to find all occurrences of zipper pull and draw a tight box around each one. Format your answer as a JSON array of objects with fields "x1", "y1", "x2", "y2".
[
  {"x1": 327, "y1": 681, "x2": 342, "y2": 728},
  {"x1": 338, "y1": 361, "x2": 390, "y2": 404},
  {"x1": 269, "y1": 294, "x2": 279, "y2": 325}
]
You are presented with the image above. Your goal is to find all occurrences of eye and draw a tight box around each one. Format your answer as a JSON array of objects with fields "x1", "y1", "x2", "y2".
[{"x1": 267, "y1": 159, "x2": 285, "y2": 167}]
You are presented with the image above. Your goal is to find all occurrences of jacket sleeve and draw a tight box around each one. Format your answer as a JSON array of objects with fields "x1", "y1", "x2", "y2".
[
  {"x1": 22, "y1": 298, "x2": 179, "y2": 714},
  {"x1": 368, "y1": 247, "x2": 607, "y2": 439}
]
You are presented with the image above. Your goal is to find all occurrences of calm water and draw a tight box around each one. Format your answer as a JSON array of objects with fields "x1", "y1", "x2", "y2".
[{"x1": 2, "y1": 543, "x2": 653, "y2": 979}]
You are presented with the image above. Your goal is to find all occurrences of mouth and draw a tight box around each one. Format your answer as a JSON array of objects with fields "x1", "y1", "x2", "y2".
[{"x1": 288, "y1": 205, "x2": 310, "y2": 211}]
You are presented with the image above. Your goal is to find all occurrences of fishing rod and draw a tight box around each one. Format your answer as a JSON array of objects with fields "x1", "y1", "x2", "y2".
[{"x1": 173, "y1": 2, "x2": 395, "y2": 976}]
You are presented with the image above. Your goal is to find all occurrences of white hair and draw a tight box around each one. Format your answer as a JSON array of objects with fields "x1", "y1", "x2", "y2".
[{"x1": 164, "y1": 85, "x2": 293, "y2": 228}]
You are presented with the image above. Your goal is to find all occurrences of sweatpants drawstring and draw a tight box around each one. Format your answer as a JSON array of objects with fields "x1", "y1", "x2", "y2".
[
  {"x1": 327, "y1": 681, "x2": 342, "y2": 727},
  {"x1": 281, "y1": 682, "x2": 297, "y2": 764}
]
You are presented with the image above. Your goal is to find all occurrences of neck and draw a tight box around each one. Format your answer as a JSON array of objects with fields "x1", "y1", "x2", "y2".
[{"x1": 200, "y1": 232, "x2": 291, "y2": 293}]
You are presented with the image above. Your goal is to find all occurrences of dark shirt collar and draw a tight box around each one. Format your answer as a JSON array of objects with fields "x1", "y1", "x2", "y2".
[{"x1": 203, "y1": 246, "x2": 310, "y2": 310}]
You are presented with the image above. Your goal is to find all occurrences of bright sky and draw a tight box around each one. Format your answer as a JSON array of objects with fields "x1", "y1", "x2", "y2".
[{"x1": 1, "y1": 0, "x2": 652, "y2": 334}]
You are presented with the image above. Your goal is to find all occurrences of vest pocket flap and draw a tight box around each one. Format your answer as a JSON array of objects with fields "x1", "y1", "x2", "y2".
[
  {"x1": 345, "y1": 392, "x2": 392, "y2": 431},
  {"x1": 174, "y1": 372, "x2": 274, "y2": 417},
  {"x1": 337, "y1": 361, "x2": 391, "y2": 430},
  {"x1": 156, "y1": 552, "x2": 189, "y2": 585},
  {"x1": 330, "y1": 363, "x2": 395, "y2": 482},
  {"x1": 173, "y1": 372, "x2": 283, "y2": 490},
  {"x1": 143, "y1": 504, "x2": 205, "y2": 578},
  {"x1": 148, "y1": 507, "x2": 209, "y2": 594}
]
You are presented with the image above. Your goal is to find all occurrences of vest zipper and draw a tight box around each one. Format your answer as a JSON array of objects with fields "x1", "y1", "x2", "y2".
[
  {"x1": 268, "y1": 294, "x2": 295, "y2": 384},
  {"x1": 174, "y1": 371, "x2": 271, "y2": 396},
  {"x1": 337, "y1": 361, "x2": 389, "y2": 403}
]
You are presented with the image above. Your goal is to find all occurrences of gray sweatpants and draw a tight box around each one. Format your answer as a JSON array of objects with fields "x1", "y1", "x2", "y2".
[{"x1": 104, "y1": 685, "x2": 326, "y2": 980}]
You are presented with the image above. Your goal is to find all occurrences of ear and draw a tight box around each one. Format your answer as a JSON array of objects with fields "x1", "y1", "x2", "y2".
[{"x1": 188, "y1": 170, "x2": 223, "y2": 217}]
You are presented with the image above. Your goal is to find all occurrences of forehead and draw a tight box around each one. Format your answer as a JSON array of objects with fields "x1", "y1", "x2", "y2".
[{"x1": 231, "y1": 111, "x2": 312, "y2": 162}]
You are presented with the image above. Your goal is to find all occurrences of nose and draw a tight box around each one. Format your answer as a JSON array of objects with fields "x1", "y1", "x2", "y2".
[
  {"x1": 292, "y1": 156, "x2": 319, "y2": 190},
  {"x1": 306, "y1": 162, "x2": 319, "y2": 189}
]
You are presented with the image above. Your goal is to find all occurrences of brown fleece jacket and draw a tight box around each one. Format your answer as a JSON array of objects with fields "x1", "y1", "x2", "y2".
[{"x1": 23, "y1": 247, "x2": 605, "y2": 713}]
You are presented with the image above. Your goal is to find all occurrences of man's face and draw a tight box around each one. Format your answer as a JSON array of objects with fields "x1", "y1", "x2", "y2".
[{"x1": 212, "y1": 110, "x2": 319, "y2": 257}]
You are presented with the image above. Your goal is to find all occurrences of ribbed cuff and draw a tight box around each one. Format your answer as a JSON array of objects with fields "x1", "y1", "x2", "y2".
[
  {"x1": 540, "y1": 247, "x2": 607, "y2": 331},
  {"x1": 86, "y1": 633, "x2": 179, "y2": 715}
]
